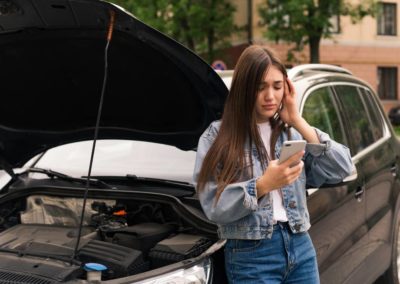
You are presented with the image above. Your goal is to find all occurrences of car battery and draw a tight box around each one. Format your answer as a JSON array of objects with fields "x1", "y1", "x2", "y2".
[{"x1": 149, "y1": 234, "x2": 213, "y2": 268}]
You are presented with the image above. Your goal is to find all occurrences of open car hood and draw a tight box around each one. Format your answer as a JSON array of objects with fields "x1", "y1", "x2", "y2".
[{"x1": 0, "y1": 0, "x2": 227, "y2": 168}]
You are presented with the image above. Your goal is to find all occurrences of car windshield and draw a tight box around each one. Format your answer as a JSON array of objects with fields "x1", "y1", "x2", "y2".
[{"x1": 24, "y1": 140, "x2": 197, "y2": 184}]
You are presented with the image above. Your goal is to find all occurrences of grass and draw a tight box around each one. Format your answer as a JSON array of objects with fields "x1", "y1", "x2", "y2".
[{"x1": 394, "y1": 126, "x2": 400, "y2": 136}]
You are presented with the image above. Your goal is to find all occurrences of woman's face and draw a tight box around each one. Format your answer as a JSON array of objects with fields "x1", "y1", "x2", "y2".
[{"x1": 255, "y1": 65, "x2": 285, "y2": 123}]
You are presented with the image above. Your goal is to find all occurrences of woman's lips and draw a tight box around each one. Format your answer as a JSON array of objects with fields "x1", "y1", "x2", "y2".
[{"x1": 262, "y1": 104, "x2": 276, "y2": 111}]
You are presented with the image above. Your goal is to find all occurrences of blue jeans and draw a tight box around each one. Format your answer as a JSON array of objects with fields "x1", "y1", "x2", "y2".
[{"x1": 224, "y1": 222, "x2": 320, "y2": 284}]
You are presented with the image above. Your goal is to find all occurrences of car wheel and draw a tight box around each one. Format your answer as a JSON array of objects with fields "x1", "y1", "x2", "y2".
[{"x1": 375, "y1": 212, "x2": 400, "y2": 284}]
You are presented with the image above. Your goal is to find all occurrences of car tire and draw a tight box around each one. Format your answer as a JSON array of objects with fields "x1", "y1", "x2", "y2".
[{"x1": 375, "y1": 211, "x2": 400, "y2": 284}]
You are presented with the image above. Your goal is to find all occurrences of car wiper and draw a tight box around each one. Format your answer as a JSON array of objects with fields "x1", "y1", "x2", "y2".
[
  {"x1": 87, "y1": 174, "x2": 195, "y2": 191},
  {"x1": 125, "y1": 174, "x2": 195, "y2": 190},
  {"x1": 23, "y1": 167, "x2": 115, "y2": 189}
]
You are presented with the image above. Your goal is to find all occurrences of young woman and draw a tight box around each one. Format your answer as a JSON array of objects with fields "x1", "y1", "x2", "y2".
[{"x1": 193, "y1": 45, "x2": 353, "y2": 283}]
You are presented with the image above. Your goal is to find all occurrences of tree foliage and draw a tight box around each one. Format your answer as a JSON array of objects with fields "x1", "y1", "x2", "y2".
[
  {"x1": 113, "y1": 0, "x2": 236, "y2": 63},
  {"x1": 258, "y1": 0, "x2": 377, "y2": 63}
]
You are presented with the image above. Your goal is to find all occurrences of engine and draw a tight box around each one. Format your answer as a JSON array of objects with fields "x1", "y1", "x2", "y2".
[{"x1": 0, "y1": 195, "x2": 214, "y2": 283}]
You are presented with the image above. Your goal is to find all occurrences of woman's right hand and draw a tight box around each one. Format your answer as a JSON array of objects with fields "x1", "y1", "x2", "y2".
[{"x1": 256, "y1": 150, "x2": 304, "y2": 197}]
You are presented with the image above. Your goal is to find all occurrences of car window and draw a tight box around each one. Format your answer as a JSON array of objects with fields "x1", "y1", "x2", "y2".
[
  {"x1": 359, "y1": 88, "x2": 384, "y2": 141},
  {"x1": 302, "y1": 86, "x2": 346, "y2": 146},
  {"x1": 334, "y1": 85, "x2": 375, "y2": 154}
]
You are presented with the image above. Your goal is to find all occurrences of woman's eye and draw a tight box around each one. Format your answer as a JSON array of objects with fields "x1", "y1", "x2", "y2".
[{"x1": 274, "y1": 86, "x2": 282, "y2": 90}]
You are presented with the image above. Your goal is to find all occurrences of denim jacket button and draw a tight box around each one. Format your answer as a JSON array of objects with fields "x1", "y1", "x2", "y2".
[{"x1": 288, "y1": 201, "x2": 296, "y2": 209}]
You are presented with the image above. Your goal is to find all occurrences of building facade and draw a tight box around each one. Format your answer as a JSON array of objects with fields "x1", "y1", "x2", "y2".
[{"x1": 226, "y1": 0, "x2": 400, "y2": 112}]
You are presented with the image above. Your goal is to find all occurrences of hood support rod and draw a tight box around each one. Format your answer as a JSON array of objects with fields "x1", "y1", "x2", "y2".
[{"x1": 72, "y1": 9, "x2": 116, "y2": 262}]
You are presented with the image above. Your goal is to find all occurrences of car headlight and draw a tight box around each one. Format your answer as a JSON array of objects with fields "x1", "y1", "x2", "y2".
[{"x1": 135, "y1": 258, "x2": 212, "y2": 284}]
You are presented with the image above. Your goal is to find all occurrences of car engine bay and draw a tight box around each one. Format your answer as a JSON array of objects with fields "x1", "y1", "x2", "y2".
[{"x1": 0, "y1": 194, "x2": 215, "y2": 283}]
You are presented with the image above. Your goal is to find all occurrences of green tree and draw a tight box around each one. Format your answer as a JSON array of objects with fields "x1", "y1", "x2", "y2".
[
  {"x1": 113, "y1": 0, "x2": 236, "y2": 63},
  {"x1": 258, "y1": 0, "x2": 377, "y2": 63}
]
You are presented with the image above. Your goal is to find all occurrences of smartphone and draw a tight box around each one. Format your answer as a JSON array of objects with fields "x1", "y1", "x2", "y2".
[{"x1": 278, "y1": 140, "x2": 306, "y2": 165}]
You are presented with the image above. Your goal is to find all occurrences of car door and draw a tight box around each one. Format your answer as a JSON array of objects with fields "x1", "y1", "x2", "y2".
[
  {"x1": 300, "y1": 84, "x2": 367, "y2": 284},
  {"x1": 334, "y1": 85, "x2": 396, "y2": 282}
]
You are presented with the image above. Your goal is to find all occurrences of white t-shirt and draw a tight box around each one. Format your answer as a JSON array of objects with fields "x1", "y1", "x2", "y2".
[{"x1": 258, "y1": 121, "x2": 288, "y2": 223}]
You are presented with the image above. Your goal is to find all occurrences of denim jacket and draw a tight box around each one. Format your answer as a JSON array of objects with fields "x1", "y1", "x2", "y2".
[{"x1": 193, "y1": 120, "x2": 353, "y2": 240}]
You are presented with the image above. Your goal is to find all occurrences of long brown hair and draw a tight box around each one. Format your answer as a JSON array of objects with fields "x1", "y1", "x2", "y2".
[{"x1": 197, "y1": 45, "x2": 289, "y2": 201}]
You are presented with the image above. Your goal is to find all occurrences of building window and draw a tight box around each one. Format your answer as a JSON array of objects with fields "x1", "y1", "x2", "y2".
[
  {"x1": 378, "y1": 67, "x2": 398, "y2": 100},
  {"x1": 377, "y1": 3, "x2": 397, "y2": 35}
]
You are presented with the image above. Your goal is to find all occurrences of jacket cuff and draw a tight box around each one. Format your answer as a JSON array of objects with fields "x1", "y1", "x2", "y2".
[{"x1": 305, "y1": 128, "x2": 331, "y2": 157}]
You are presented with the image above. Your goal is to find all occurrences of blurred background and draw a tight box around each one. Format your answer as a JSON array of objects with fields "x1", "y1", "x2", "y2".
[{"x1": 112, "y1": 0, "x2": 399, "y2": 115}]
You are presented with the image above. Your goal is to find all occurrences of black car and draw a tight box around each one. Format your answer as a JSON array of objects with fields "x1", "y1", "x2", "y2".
[
  {"x1": 287, "y1": 65, "x2": 400, "y2": 284},
  {"x1": 389, "y1": 106, "x2": 400, "y2": 126},
  {"x1": 0, "y1": 1, "x2": 399, "y2": 284}
]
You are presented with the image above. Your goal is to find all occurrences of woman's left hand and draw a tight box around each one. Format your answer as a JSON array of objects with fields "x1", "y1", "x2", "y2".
[
  {"x1": 279, "y1": 78, "x2": 302, "y2": 127},
  {"x1": 279, "y1": 78, "x2": 320, "y2": 143}
]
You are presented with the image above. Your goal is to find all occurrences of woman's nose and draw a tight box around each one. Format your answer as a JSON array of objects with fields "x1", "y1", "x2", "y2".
[{"x1": 263, "y1": 88, "x2": 274, "y2": 100}]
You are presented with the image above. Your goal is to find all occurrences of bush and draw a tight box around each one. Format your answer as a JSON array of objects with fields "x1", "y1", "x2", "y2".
[{"x1": 394, "y1": 126, "x2": 400, "y2": 136}]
